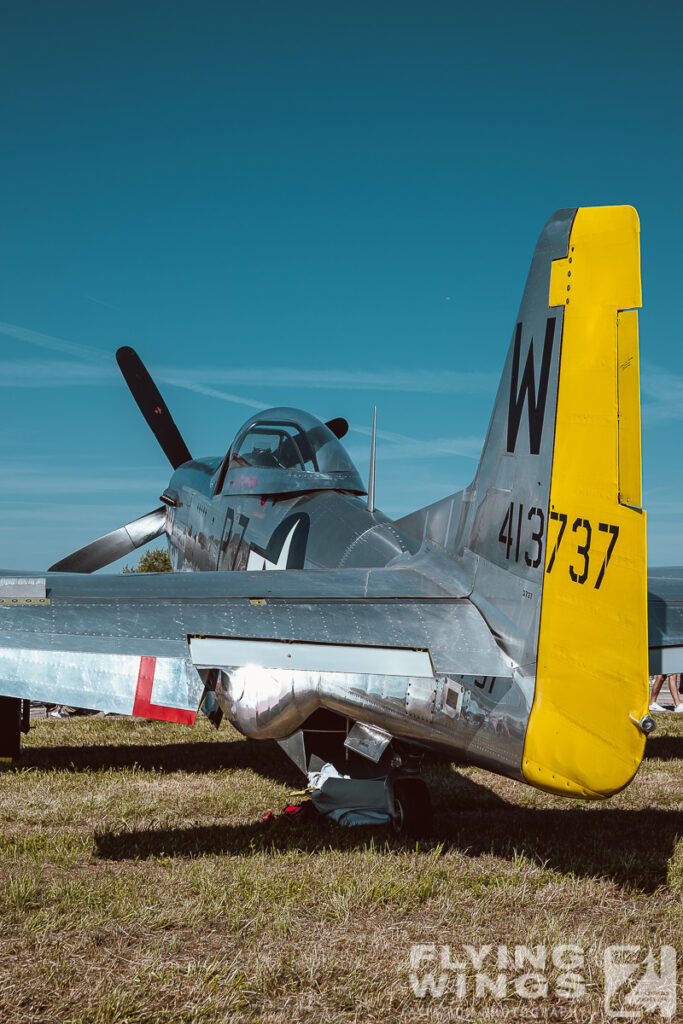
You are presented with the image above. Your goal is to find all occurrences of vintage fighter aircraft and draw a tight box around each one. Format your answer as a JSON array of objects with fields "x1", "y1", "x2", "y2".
[{"x1": 0, "y1": 205, "x2": 660, "y2": 831}]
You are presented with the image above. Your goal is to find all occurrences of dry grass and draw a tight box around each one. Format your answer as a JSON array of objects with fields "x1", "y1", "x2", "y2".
[{"x1": 1, "y1": 715, "x2": 682, "y2": 1022}]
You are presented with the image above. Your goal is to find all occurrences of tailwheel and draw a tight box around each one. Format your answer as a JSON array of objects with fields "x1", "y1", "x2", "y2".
[{"x1": 391, "y1": 777, "x2": 433, "y2": 836}]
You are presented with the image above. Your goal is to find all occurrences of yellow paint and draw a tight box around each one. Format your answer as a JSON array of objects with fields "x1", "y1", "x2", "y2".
[
  {"x1": 617, "y1": 310, "x2": 642, "y2": 507},
  {"x1": 523, "y1": 206, "x2": 648, "y2": 799}
]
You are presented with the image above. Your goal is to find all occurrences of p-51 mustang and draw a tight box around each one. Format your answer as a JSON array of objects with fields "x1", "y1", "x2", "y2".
[{"x1": 0, "y1": 206, "x2": 667, "y2": 831}]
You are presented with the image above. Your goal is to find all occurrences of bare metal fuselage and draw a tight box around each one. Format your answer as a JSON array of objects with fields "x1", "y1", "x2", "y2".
[
  {"x1": 166, "y1": 456, "x2": 417, "y2": 575},
  {"x1": 163, "y1": 455, "x2": 529, "y2": 779}
]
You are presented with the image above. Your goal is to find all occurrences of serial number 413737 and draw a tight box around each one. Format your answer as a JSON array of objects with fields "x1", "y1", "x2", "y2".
[{"x1": 498, "y1": 502, "x2": 619, "y2": 590}]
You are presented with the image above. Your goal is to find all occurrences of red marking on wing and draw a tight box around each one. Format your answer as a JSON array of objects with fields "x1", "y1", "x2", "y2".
[{"x1": 132, "y1": 656, "x2": 196, "y2": 724}]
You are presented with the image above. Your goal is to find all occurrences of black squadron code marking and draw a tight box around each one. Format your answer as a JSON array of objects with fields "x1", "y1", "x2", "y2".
[
  {"x1": 219, "y1": 509, "x2": 311, "y2": 572},
  {"x1": 221, "y1": 508, "x2": 250, "y2": 570},
  {"x1": 473, "y1": 676, "x2": 497, "y2": 694},
  {"x1": 506, "y1": 317, "x2": 556, "y2": 455}
]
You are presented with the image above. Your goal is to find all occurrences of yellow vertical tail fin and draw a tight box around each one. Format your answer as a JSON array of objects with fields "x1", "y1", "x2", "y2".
[{"x1": 523, "y1": 206, "x2": 648, "y2": 798}]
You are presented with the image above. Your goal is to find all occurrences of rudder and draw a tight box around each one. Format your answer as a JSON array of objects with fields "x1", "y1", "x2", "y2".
[{"x1": 523, "y1": 206, "x2": 647, "y2": 798}]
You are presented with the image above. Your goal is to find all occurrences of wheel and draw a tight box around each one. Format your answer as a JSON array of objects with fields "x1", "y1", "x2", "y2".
[
  {"x1": 391, "y1": 778, "x2": 433, "y2": 836},
  {"x1": 0, "y1": 696, "x2": 22, "y2": 761}
]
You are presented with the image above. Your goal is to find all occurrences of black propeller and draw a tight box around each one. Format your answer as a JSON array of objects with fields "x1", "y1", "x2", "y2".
[
  {"x1": 48, "y1": 347, "x2": 188, "y2": 573},
  {"x1": 116, "y1": 346, "x2": 192, "y2": 469},
  {"x1": 325, "y1": 417, "x2": 348, "y2": 440},
  {"x1": 49, "y1": 348, "x2": 348, "y2": 574}
]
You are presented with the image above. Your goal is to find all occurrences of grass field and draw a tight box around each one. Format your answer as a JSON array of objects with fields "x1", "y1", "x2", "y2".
[{"x1": 1, "y1": 715, "x2": 682, "y2": 1023}]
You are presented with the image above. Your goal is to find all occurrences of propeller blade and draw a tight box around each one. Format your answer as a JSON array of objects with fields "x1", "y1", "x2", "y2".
[
  {"x1": 48, "y1": 508, "x2": 166, "y2": 574},
  {"x1": 325, "y1": 417, "x2": 348, "y2": 440},
  {"x1": 116, "y1": 347, "x2": 192, "y2": 469}
]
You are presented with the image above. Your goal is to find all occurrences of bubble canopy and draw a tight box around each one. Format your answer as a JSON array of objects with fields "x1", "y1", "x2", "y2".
[{"x1": 215, "y1": 407, "x2": 366, "y2": 496}]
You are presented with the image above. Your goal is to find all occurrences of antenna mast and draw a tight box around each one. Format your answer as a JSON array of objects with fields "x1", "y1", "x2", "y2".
[{"x1": 367, "y1": 406, "x2": 377, "y2": 514}]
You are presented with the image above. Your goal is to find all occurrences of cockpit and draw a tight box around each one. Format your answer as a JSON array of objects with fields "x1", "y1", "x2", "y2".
[{"x1": 215, "y1": 407, "x2": 366, "y2": 496}]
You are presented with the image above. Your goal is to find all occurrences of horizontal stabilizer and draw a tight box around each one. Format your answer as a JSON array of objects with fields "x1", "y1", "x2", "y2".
[{"x1": 0, "y1": 567, "x2": 522, "y2": 770}]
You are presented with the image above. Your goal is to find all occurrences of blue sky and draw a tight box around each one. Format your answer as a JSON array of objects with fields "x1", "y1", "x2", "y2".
[{"x1": 1, "y1": 1, "x2": 682, "y2": 569}]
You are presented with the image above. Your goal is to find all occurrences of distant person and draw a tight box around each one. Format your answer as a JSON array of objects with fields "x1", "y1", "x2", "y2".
[{"x1": 649, "y1": 674, "x2": 683, "y2": 713}]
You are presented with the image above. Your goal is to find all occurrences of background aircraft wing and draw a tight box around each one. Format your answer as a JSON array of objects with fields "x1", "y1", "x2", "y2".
[
  {"x1": 0, "y1": 568, "x2": 509, "y2": 724},
  {"x1": 647, "y1": 568, "x2": 683, "y2": 673}
]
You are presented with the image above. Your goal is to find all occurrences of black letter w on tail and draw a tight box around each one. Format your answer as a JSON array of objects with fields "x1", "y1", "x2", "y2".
[{"x1": 506, "y1": 317, "x2": 555, "y2": 455}]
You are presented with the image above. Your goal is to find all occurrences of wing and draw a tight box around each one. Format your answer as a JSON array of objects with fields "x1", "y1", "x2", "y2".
[{"x1": 0, "y1": 569, "x2": 510, "y2": 743}]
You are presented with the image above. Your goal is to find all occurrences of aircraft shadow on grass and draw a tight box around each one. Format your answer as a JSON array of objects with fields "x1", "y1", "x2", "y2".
[
  {"x1": 92, "y1": 806, "x2": 683, "y2": 893},
  {"x1": 93, "y1": 806, "x2": 682, "y2": 893},
  {"x1": 643, "y1": 734, "x2": 683, "y2": 761},
  {"x1": 91, "y1": 785, "x2": 682, "y2": 895},
  {"x1": 19, "y1": 740, "x2": 683, "y2": 892},
  {"x1": 18, "y1": 738, "x2": 304, "y2": 787}
]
